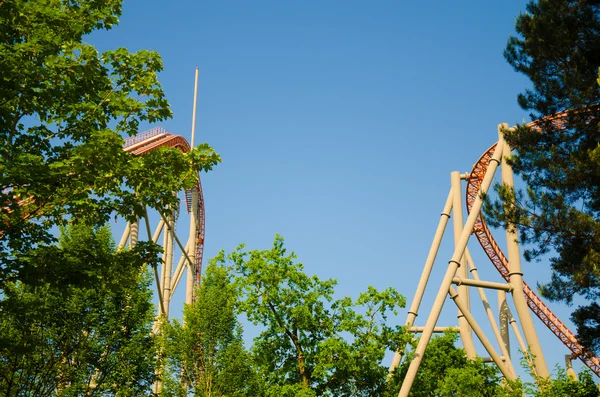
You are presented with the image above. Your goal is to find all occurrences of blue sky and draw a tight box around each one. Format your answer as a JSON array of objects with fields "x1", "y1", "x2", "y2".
[{"x1": 92, "y1": 0, "x2": 591, "y2": 378}]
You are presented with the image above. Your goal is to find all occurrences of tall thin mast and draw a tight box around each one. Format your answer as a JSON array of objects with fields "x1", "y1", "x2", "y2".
[{"x1": 186, "y1": 67, "x2": 200, "y2": 305}]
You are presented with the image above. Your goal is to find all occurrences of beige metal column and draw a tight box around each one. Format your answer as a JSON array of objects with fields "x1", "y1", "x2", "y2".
[
  {"x1": 451, "y1": 171, "x2": 476, "y2": 359},
  {"x1": 118, "y1": 222, "x2": 131, "y2": 249},
  {"x1": 388, "y1": 188, "x2": 454, "y2": 373},
  {"x1": 565, "y1": 355, "x2": 577, "y2": 380},
  {"x1": 498, "y1": 290, "x2": 511, "y2": 359},
  {"x1": 161, "y1": 209, "x2": 174, "y2": 318},
  {"x1": 129, "y1": 219, "x2": 139, "y2": 248},
  {"x1": 499, "y1": 124, "x2": 549, "y2": 378},
  {"x1": 398, "y1": 140, "x2": 504, "y2": 397},
  {"x1": 448, "y1": 286, "x2": 516, "y2": 381},
  {"x1": 464, "y1": 249, "x2": 515, "y2": 377}
]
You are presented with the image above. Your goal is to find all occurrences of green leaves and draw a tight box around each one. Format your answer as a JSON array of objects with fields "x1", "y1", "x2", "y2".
[
  {"x1": 486, "y1": 0, "x2": 600, "y2": 352},
  {"x1": 0, "y1": 222, "x2": 157, "y2": 396},
  {"x1": 0, "y1": 0, "x2": 221, "y2": 287},
  {"x1": 160, "y1": 261, "x2": 259, "y2": 397},
  {"x1": 226, "y1": 235, "x2": 407, "y2": 396}
]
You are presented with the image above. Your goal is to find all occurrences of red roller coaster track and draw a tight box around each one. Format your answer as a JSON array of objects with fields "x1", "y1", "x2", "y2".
[
  {"x1": 123, "y1": 127, "x2": 206, "y2": 289},
  {"x1": 465, "y1": 116, "x2": 600, "y2": 376}
]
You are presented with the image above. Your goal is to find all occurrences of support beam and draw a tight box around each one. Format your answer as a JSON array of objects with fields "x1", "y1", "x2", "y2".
[
  {"x1": 389, "y1": 188, "x2": 454, "y2": 374},
  {"x1": 409, "y1": 326, "x2": 459, "y2": 333},
  {"x1": 397, "y1": 140, "x2": 504, "y2": 397},
  {"x1": 159, "y1": 212, "x2": 194, "y2": 269},
  {"x1": 498, "y1": 290, "x2": 511, "y2": 359},
  {"x1": 499, "y1": 124, "x2": 549, "y2": 378},
  {"x1": 161, "y1": 209, "x2": 174, "y2": 318},
  {"x1": 451, "y1": 171, "x2": 475, "y2": 359},
  {"x1": 449, "y1": 286, "x2": 516, "y2": 381},
  {"x1": 129, "y1": 219, "x2": 139, "y2": 248},
  {"x1": 451, "y1": 277, "x2": 513, "y2": 292},
  {"x1": 118, "y1": 222, "x2": 131, "y2": 249},
  {"x1": 171, "y1": 239, "x2": 191, "y2": 293},
  {"x1": 143, "y1": 209, "x2": 166, "y2": 317},
  {"x1": 464, "y1": 249, "x2": 516, "y2": 377}
]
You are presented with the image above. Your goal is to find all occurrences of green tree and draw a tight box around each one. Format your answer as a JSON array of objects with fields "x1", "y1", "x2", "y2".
[
  {"x1": 485, "y1": 0, "x2": 600, "y2": 352},
  {"x1": 387, "y1": 332, "x2": 503, "y2": 397},
  {"x1": 0, "y1": 0, "x2": 220, "y2": 288},
  {"x1": 499, "y1": 366, "x2": 599, "y2": 397},
  {"x1": 387, "y1": 332, "x2": 598, "y2": 397},
  {"x1": 0, "y1": 222, "x2": 156, "y2": 396},
  {"x1": 226, "y1": 235, "x2": 407, "y2": 397},
  {"x1": 160, "y1": 260, "x2": 260, "y2": 397}
]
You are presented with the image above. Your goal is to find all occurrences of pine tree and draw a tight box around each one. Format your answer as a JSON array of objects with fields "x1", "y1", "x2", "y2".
[{"x1": 486, "y1": 0, "x2": 600, "y2": 352}]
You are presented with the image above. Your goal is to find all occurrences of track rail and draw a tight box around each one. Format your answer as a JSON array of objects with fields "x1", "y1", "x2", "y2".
[
  {"x1": 466, "y1": 118, "x2": 600, "y2": 376},
  {"x1": 123, "y1": 129, "x2": 205, "y2": 289}
]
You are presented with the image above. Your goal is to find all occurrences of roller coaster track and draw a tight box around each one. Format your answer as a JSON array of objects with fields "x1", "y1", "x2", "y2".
[
  {"x1": 123, "y1": 127, "x2": 205, "y2": 288},
  {"x1": 465, "y1": 116, "x2": 600, "y2": 376}
]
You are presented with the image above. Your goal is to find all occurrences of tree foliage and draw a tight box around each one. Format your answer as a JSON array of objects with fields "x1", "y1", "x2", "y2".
[
  {"x1": 0, "y1": 222, "x2": 156, "y2": 396},
  {"x1": 225, "y1": 235, "x2": 408, "y2": 397},
  {"x1": 387, "y1": 332, "x2": 503, "y2": 397},
  {"x1": 160, "y1": 261, "x2": 260, "y2": 397},
  {"x1": 485, "y1": 0, "x2": 600, "y2": 352},
  {"x1": 0, "y1": 0, "x2": 221, "y2": 288}
]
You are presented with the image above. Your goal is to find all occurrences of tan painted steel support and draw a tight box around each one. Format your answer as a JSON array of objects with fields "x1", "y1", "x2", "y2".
[
  {"x1": 159, "y1": 212, "x2": 194, "y2": 272},
  {"x1": 397, "y1": 140, "x2": 504, "y2": 397},
  {"x1": 388, "y1": 188, "x2": 454, "y2": 374},
  {"x1": 152, "y1": 219, "x2": 165, "y2": 243},
  {"x1": 565, "y1": 355, "x2": 577, "y2": 380},
  {"x1": 507, "y1": 304, "x2": 535, "y2": 374},
  {"x1": 452, "y1": 276, "x2": 513, "y2": 292},
  {"x1": 448, "y1": 286, "x2": 516, "y2": 381},
  {"x1": 499, "y1": 124, "x2": 549, "y2": 378},
  {"x1": 451, "y1": 171, "x2": 476, "y2": 359},
  {"x1": 161, "y1": 210, "x2": 174, "y2": 318},
  {"x1": 129, "y1": 219, "x2": 139, "y2": 248},
  {"x1": 118, "y1": 222, "x2": 131, "y2": 249},
  {"x1": 144, "y1": 209, "x2": 166, "y2": 317},
  {"x1": 498, "y1": 290, "x2": 511, "y2": 359},
  {"x1": 464, "y1": 249, "x2": 516, "y2": 377},
  {"x1": 171, "y1": 239, "x2": 191, "y2": 292},
  {"x1": 409, "y1": 326, "x2": 459, "y2": 333}
]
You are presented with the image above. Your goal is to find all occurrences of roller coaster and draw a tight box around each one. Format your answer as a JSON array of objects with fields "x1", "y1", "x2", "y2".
[
  {"x1": 122, "y1": 126, "x2": 205, "y2": 294},
  {"x1": 392, "y1": 116, "x2": 600, "y2": 396},
  {"x1": 5, "y1": 104, "x2": 598, "y2": 394}
]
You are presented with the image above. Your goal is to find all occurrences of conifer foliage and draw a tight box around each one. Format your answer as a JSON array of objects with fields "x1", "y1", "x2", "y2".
[{"x1": 486, "y1": 0, "x2": 600, "y2": 352}]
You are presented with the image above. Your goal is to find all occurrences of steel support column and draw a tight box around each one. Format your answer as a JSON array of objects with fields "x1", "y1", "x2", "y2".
[{"x1": 499, "y1": 124, "x2": 549, "y2": 378}]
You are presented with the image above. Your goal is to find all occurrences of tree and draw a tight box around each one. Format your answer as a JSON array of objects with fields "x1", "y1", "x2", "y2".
[
  {"x1": 160, "y1": 260, "x2": 260, "y2": 397},
  {"x1": 386, "y1": 331, "x2": 598, "y2": 397},
  {"x1": 387, "y1": 332, "x2": 503, "y2": 397},
  {"x1": 225, "y1": 235, "x2": 407, "y2": 397},
  {"x1": 485, "y1": 0, "x2": 600, "y2": 352},
  {"x1": 0, "y1": 222, "x2": 157, "y2": 396},
  {"x1": 0, "y1": 0, "x2": 221, "y2": 289}
]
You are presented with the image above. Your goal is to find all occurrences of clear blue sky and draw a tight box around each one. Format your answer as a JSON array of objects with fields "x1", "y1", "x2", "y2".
[{"x1": 92, "y1": 0, "x2": 589, "y2": 378}]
